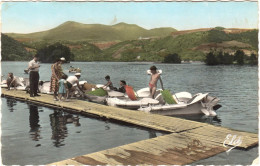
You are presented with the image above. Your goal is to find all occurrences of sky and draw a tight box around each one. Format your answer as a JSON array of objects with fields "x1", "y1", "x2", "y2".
[{"x1": 1, "y1": 2, "x2": 258, "y2": 34}]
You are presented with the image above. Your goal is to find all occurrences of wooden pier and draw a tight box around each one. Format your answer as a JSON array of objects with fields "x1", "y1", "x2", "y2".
[{"x1": 1, "y1": 88, "x2": 258, "y2": 165}]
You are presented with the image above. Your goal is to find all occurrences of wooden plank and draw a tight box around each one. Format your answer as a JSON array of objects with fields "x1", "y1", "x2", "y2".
[
  {"x1": 185, "y1": 128, "x2": 258, "y2": 148},
  {"x1": 47, "y1": 159, "x2": 83, "y2": 165},
  {"x1": 74, "y1": 152, "x2": 122, "y2": 165},
  {"x1": 121, "y1": 144, "x2": 185, "y2": 165},
  {"x1": 199, "y1": 125, "x2": 258, "y2": 138},
  {"x1": 1, "y1": 89, "x2": 204, "y2": 133},
  {"x1": 101, "y1": 146, "x2": 171, "y2": 165},
  {"x1": 151, "y1": 133, "x2": 226, "y2": 150},
  {"x1": 2, "y1": 89, "x2": 259, "y2": 165},
  {"x1": 144, "y1": 135, "x2": 226, "y2": 159}
]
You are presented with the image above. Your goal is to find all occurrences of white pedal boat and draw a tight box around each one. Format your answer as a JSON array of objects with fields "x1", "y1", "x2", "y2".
[
  {"x1": 106, "y1": 89, "x2": 160, "y2": 109},
  {"x1": 1, "y1": 76, "x2": 29, "y2": 91},
  {"x1": 138, "y1": 90, "x2": 221, "y2": 116}
]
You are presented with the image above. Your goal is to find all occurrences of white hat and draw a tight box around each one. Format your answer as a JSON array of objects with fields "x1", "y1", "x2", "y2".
[
  {"x1": 75, "y1": 73, "x2": 81, "y2": 76},
  {"x1": 60, "y1": 57, "x2": 66, "y2": 61}
]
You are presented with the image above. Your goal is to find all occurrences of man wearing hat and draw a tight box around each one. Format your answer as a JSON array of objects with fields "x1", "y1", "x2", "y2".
[
  {"x1": 28, "y1": 55, "x2": 41, "y2": 97},
  {"x1": 66, "y1": 73, "x2": 84, "y2": 98}
]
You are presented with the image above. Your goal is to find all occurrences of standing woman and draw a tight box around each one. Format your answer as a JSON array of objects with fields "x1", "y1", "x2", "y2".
[{"x1": 50, "y1": 57, "x2": 66, "y2": 100}]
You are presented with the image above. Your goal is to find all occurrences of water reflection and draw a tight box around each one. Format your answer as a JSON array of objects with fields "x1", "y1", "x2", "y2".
[
  {"x1": 172, "y1": 114, "x2": 222, "y2": 126},
  {"x1": 49, "y1": 110, "x2": 68, "y2": 147},
  {"x1": 29, "y1": 104, "x2": 41, "y2": 141},
  {"x1": 6, "y1": 98, "x2": 17, "y2": 112},
  {"x1": 148, "y1": 130, "x2": 157, "y2": 139},
  {"x1": 49, "y1": 110, "x2": 81, "y2": 147},
  {"x1": 105, "y1": 120, "x2": 110, "y2": 130}
]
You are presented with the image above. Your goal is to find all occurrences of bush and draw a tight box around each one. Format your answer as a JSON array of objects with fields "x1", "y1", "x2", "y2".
[
  {"x1": 223, "y1": 52, "x2": 234, "y2": 65},
  {"x1": 163, "y1": 53, "x2": 181, "y2": 63},
  {"x1": 249, "y1": 53, "x2": 258, "y2": 65},
  {"x1": 234, "y1": 50, "x2": 246, "y2": 65},
  {"x1": 37, "y1": 42, "x2": 74, "y2": 63},
  {"x1": 205, "y1": 51, "x2": 219, "y2": 65}
]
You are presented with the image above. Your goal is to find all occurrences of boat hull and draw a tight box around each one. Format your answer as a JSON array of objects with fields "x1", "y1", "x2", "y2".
[{"x1": 148, "y1": 102, "x2": 206, "y2": 116}]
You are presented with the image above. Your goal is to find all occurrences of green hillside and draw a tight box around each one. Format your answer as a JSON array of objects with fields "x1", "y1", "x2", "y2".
[
  {"x1": 3, "y1": 25, "x2": 258, "y2": 62},
  {"x1": 21, "y1": 40, "x2": 102, "y2": 62},
  {"x1": 6, "y1": 21, "x2": 177, "y2": 42},
  {"x1": 100, "y1": 29, "x2": 258, "y2": 61},
  {"x1": 1, "y1": 33, "x2": 33, "y2": 61}
]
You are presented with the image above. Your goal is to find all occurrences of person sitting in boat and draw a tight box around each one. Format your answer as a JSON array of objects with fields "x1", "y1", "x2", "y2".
[
  {"x1": 66, "y1": 73, "x2": 84, "y2": 98},
  {"x1": 103, "y1": 75, "x2": 116, "y2": 91},
  {"x1": 6, "y1": 73, "x2": 19, "y2": 90},
  {"x1": 117, "y1": 80, "x2": 126, "y2": 93},
  {"x1": 149, "y1": 66, "x2": 164, "y2": 98}
]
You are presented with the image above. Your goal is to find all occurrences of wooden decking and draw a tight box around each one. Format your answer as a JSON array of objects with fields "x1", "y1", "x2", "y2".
[{"x1": 1, "y1": 88, "x2": 258, "y2": 165}]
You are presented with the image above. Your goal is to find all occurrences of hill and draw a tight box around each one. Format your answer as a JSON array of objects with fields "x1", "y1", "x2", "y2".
[
  {"x1": 6, "y1": 21, "x2": 177, "y2": 42},
  {"x1": 1, "y1": 33, "x2": 33, "y2": 61},
  {"x1": 100, "y1": 28, "x2": 258, "y2": 61},
  {"x1": 3, "y1": 26, "x2": 258, "y2": 62}
]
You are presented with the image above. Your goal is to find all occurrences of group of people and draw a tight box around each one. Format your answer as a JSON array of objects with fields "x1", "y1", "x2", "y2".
[
  {"x1": 27, "y1": 55, "x2": 84, "y2": 101},
  {"x1": 103, "y1": 75, "x2": 127, "y2": 93},
  {"x1": 101, "y1": 65, "x2": 164, "y2": 99},
  {"x1": 7, "y1": 54, "x2": 164, "y2": 100}
]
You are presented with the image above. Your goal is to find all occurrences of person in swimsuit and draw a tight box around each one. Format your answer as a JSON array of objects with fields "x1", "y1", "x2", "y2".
[
  {"x1": 103, "y1": 75, "x2": 116, "y2": 90},
  {"x1": 149, "y1": 66, "x2": 164, "y2": 98}
]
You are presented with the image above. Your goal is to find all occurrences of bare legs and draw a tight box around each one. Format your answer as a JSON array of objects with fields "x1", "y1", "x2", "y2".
[{"x1": 150, "y1": 86, "x2": 156, "y2": 99}]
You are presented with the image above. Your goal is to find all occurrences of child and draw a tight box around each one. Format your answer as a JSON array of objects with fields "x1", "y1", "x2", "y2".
[
  {"x1": 118, "y1": 80, "x2": 126, "y2": 93},
  {"x1": 58, "y1": 74, "x2": 68, "y2": 101},
  {"x1": 149, "y1": 66, "x2": 164, "y2": 98},
  {"x1": 103, "y1": 75, "x2": 116, "y2": 90}
]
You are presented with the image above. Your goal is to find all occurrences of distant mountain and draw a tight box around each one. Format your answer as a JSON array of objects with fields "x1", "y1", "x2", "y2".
[
  {"x1": 3, "y1": 25, "x2": 258, "y2": 62},
  {"x1": 6, "y1": 21, "x2": 177, "y2": 42}
]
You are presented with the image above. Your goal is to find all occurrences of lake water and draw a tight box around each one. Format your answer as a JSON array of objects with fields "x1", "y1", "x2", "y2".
[{"x1": 1, "y1": 61, "x2": 258, "y2": 165}]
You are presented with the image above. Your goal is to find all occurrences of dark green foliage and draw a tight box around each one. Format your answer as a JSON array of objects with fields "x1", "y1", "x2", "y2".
[
  {"x1": 69, "y1": 42, "x2": 102, "y2": 61},
  {"x1": 234, "y1": 50, "x2": 246, "y2": 65},
  {"x1": 1, "y1": 34, "x2": 32, "y2": 61},
  {"x1": 36, "y1": 43, "x2": 74, "y2": 63},
  {"x1": 249, "y1": 53, "x2": 258, "y2": 65},
  {"x1": 229, "y1": 30, "x2": 258, "y2": 50},
  {"x1": 163, "y1": 53, "x2": 181, "y2": 63},
  {"x1": 205, "y1": 52, "x2": 219, "y2": 65},
  {"x1": 205, "y1": 50, "x2": 257, "y2": 66},
  {"x1": 217, "y1": 51, "x2": 224, "y2": 65},
  {"x1": 208, "y1": 29, "x2": 230, "y2": 43},
  {"x1": 214, "y1": 27, "x2": 225, "y2": 30},
  {"x1": 223, "y1": 52, "x2": 234, "y2": 65}
]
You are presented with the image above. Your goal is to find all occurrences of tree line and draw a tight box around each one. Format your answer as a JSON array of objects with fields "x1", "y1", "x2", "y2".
[
  {"x1": 205, "y1": 50, "x2": 258, "y2": 65},
  {"x1": 2, "y1": 33, "x2": 257, "y2": 65},
  {"x1": 1, "y1": 34, "x2": 74, "y2": 63}
]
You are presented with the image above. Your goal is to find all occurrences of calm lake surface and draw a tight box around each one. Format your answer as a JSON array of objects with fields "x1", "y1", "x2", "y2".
[{"x1": 1, "y1": 61, "x2": 258, "y2": 165}]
